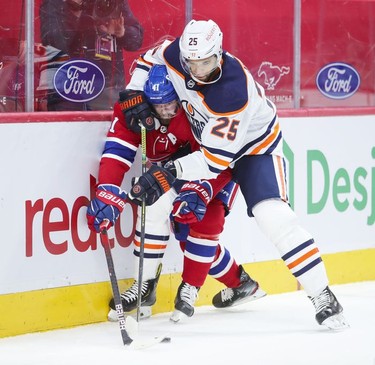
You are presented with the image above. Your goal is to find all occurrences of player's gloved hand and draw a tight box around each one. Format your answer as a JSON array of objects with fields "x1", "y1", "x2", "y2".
[
  {"x1": 128, "y1": 165, "x2": 175, "y2": 206},
  {"x1": 170, "y1": 214, "x2": 190, "y2": 242},
  {"x1": 87, "y1": 184, "x2": 127, "y2": 232},
  {"x1": 172, "y1": 181, "x2": 213, "y2": 223},
  {"x1": 118, "y1": 89, "x2": 155, "y2": 133}
]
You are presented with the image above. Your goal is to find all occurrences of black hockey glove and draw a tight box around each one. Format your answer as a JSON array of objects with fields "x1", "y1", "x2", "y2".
[
  {"x1": 118, "y1": 89, "x2": 155, "y2": 133},
  {"x1": 128, "y1": 165, "x2": 176, "y2": 206}
]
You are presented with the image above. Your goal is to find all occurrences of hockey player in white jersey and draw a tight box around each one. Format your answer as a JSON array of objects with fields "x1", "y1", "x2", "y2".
[
  {"x1": 127, "y1": 19, "x2": 349, "y2": 330},
  {"x1": 87, "y1": 64, "x2": 266, "y2": 322}
]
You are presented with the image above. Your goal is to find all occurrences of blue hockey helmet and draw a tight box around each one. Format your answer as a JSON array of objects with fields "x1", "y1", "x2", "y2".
[{"x1": 143, "y1": 65, "x2": 178, "y2": 105}]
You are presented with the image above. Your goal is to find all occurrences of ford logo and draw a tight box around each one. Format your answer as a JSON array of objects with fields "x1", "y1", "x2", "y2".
[
  {"x1": 53, "y1": 59, "x2": 105, "y2": 102},
  {"x1": 316, "y1": 62, "x2": 360, "y2": 99}
]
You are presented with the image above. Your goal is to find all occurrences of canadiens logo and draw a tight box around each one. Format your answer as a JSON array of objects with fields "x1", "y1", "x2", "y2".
[
  {"x1": 257, "y1": 61, "x2": 290, "y2": 90},
  {"x1": 145, "y1": 116, "x2": 154, "y2": 127}
]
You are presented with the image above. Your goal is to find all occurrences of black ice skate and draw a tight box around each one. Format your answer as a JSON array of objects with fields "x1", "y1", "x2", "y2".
[
  {"x1": 212, "y1": 265, "x2": 266, "y2": 308},
  {"x1": 108, "y1": 264, "x2": 162, "y2": 321},
  {"x1": 170, "y1": 281, "x2": 200, "y2": 323},
  {"x1": 309, "y1": 286, "x2": 349, "y2": 330}
]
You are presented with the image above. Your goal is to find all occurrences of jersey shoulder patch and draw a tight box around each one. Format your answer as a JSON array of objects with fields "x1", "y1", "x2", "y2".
[
  {"x1": 201, "y1": 53, "x2": 248, "y2": 115},
  {"x1": 164, "y1": 39, "x2": 184, "y2": 74}
]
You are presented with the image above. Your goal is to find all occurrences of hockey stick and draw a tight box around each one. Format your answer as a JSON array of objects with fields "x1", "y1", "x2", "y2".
[
  {"x1": 99, "y1": 222, "x2": 133, "y2": 346},
  {"x1": 136, "y1": 124, "x2": 147, "y2": 322},
  {"x1": 100, "y1": 222, "x2": 171, "y2": 349}
]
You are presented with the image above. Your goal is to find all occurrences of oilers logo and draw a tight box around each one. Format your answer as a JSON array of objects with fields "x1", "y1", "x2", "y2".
[{"x1": 181, "y1": 100, "x2": 208, "y2": 142}]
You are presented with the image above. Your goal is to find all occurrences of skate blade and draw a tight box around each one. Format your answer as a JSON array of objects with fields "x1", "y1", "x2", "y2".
[
  {"x1": 233, "y1": 287, "x2": 267, "y2": 307},
  {"x1": 215, "y1": 287, "x2": 267, "y2": 309},
  {"x1": 169, "y1": 309, "x2": 189, "y2": 323},
  {"x1": 107, "y1": 306, "x2": 152, "y2": 322},
  {"x1": 321, "y1": 313, "x2": 350, "y2": 330}
]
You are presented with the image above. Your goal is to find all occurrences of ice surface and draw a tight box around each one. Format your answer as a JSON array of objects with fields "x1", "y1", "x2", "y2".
[{"x1": 0, "y1": 281, "x2": 374, "y2": 365}]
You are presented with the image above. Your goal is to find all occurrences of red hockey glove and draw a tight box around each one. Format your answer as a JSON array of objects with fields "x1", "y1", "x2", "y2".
[{"x1": 86, "y1": 184, "x2": 127, "y2": 232}]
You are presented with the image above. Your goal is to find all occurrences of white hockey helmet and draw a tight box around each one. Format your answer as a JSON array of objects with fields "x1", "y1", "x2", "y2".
[{"x1": 179, "y1": 19, "x2": 223, "y2": 83}]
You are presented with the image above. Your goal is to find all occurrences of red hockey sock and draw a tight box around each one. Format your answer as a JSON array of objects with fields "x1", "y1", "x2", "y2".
[
  {"x1": 215, "y1": 261, "x2": 242, "y2": 288},
  {"x1": 182, "y1": 256, "x2": 212, "y2": 287}
]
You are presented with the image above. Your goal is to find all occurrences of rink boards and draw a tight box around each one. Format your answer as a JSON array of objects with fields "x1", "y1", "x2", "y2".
[{"x1": 0, "y1": 109, "x2": 374, "y2": 338}]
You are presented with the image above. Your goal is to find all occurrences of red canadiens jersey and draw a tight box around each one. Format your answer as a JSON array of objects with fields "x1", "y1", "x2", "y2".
[{"x1": 98, "y1": 101, "x2": 200, "y2": 186}]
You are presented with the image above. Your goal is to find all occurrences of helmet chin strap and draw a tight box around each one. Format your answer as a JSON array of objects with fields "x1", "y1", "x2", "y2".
[{"x1": 190, "y1": 65, "x2": 222, "y2": 85}]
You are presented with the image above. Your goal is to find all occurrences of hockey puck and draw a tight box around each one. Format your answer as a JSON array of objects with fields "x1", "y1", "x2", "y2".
[{"x1": 161, "y1": 337, "x2": 171, "y2": 343}]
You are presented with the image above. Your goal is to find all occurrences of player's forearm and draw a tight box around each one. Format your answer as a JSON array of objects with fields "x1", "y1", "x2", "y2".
[
  {"x1": 174, "y1": 151, "x2": 219, "y2": 180},
  {"x1": 126, "y1": 65, "x2": 148, "y2": 91},
  {"x1": 98, "y1": 158, "x2": 129, "y2": 187}
]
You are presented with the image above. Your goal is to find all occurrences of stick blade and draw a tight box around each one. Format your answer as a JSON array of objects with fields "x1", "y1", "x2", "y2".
[
  {"x1": 124, "y1": 315, "x2": 139, "y2": 339},
  {"x1": 123, "y1": 315, "x2": 171, "y2": 349},
  {"x1": 129, "y1": 335, "x2": 171, "y2": 350}
]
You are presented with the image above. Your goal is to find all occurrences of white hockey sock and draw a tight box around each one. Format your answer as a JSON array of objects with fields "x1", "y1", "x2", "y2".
[{"x1": 253, "y1": 199, "x2": 328, "y2": 297}]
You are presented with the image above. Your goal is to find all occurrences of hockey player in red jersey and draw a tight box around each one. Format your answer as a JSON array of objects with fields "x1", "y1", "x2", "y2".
[
  {"x1": 126, "y1": 20, "x2": 349, "y2": 330},
  {"x1": 87, "y1": 65, "x2": 266, "y2": 322}
]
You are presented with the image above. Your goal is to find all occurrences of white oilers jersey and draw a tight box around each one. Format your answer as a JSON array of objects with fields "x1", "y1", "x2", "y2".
[{"x1": 127, "y1": 39, "x2": 283, "y2": 180}]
